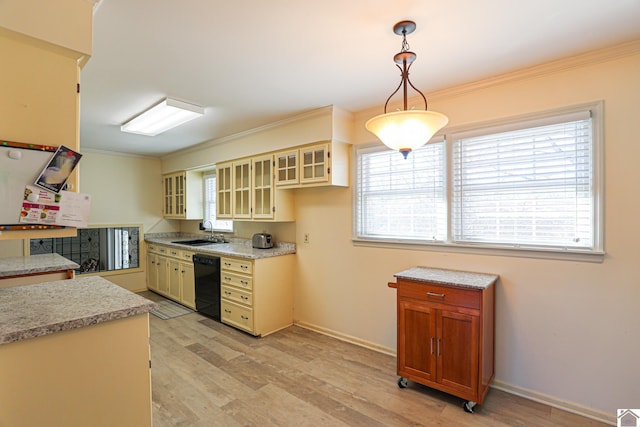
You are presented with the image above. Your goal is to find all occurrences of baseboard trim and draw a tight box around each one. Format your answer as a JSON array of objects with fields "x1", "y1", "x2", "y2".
[
  {"x1": 490, "y1": 380, "x2": 614, "y2": 425},
  {"x1": 294, "y1": 321, "x2": 396, "y2": 356},
  {"x1": 294, "y1": 321, "x2": 614, "y2": 425}
]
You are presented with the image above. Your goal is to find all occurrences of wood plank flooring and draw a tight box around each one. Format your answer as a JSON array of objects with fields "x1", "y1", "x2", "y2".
[{"x1": 141, "y1": 292, "x2": 608, "y2": 427}]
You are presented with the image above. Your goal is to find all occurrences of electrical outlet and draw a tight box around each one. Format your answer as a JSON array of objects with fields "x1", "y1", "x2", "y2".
[{"x1": 304, "y1": 233, "x2": 310, "y2": 243}]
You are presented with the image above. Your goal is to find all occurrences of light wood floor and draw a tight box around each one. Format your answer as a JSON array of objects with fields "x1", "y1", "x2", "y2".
[{"x1": 141, "y1": 292, "x2": 607, "y2": 427}]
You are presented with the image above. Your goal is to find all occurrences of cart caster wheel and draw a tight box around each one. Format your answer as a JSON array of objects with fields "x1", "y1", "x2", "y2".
[
  {"x1": 397, "y1": 377, "x2": 408, "y2": 388},
  {"x1": 463, "y1": 400, "x2": 476, "y2": 413}
]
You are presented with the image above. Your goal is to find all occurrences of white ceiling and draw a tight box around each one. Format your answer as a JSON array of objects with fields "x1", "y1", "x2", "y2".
[{"x1": 79, "y1": 0, "x2": 640, "y2": 157}]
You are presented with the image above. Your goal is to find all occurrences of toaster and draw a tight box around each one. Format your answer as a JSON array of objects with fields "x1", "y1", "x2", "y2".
[{"x1": 252, "y1": 233, "x2": 273, "y2": 249}]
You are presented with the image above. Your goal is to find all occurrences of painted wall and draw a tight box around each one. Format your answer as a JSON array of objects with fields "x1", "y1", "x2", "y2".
[
  {"x1": 77, "y1": 151, "x2": 177, "y2": 291},
  {"x1": 164, "y1": 45, "x2": 640, "y2": 422}
]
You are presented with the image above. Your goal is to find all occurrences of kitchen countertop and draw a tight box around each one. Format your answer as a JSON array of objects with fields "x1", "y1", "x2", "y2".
[
  {"x1": 0, "y1": 276, "x2": 157, "y2": 345},
  {"x1": 0, "y1": 253, "x2": 79, "y2": 278},
  {"x1": 394, "y1": 266, "x2": 499, "y2": 290},
  {"x1": 145, "y1": 233, "x2": 296, "y2": 259}
]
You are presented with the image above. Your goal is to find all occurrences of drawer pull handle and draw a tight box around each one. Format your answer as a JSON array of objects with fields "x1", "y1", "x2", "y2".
[
  {"x1": 224, "y1": 309, "x2": 232, "y2": 314},
  {"x1": 224, "y1": 276, "x2": 231, "y2": 281},
  {"x1": 241, "y1": 295, "x2": 248, "y2": 301},
  {"x1": 430, "y1": 337, "x2": 434, "y2": 355},
  {"x1": 427, "y1": 292, "x2": 445, "y2": 298},
  {"x1": 224, "y1": 290, "x2": 231, "y2": 296},
  {"x1": 241, "y1": 280, "x2": 248, "y2": 285},
  {"x1": 437, "y1": 338, "x2": 441, "y2": 356},
  {"x1": 241, "y1": 315, "x2": 249, "y2": 321},
  {"x1": 241, "y1": 265, "x2": 248, "y2": 270},
  {"x1": 224, "y1": 262, "x2": 231, "y2": 267}
]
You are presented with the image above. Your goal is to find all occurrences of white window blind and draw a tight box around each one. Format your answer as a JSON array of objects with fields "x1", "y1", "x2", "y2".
[
  {"x1": 356, "y1": 140, "x2": 447, "y2": 241},
  {"x1": 203, "y1": 172, "x2": 233, "y2": 232},
  {"x1": 451, "y1": 113, "x2": 594, "y2": 249}
]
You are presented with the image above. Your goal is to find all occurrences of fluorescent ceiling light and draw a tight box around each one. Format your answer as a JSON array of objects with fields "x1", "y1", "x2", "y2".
[{"x1": 121, "y1": 98, "x2": 204, "y2": 136}]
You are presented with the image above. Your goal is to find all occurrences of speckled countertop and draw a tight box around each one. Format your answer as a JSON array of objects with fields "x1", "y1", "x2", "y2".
[
  {"x1": 0, "y1": 276, "x2": 157, "y2": 345},
  {"x1": 145, "y1": 233, "x2": 296, "y2": 260},
  {"x1": 394, "y1": 267, "x2": 499, "y2": 290},
  {"x1": 0, "y1": 253, "x2": 79, "y2": 278}
]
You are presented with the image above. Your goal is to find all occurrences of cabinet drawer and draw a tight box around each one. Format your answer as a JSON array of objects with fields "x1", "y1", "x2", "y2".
[
  {"x1": 148, "y1": 244, "x2": 158, "y2": 254},
  {"x1": 221, "y1": 257, "x2": 252, "y2": 275},
  {"x1": 167, "y1": 247, "x2": 181, "y2": 258},
  {"x1": 222, "y1": 300, "x2": 253, "y2": 333},
  {"x1": 180, "y1": 250, "x2": 194, "y2": 262},
  {"x1": 398, "y1": 280, "x2": 481, "y2": 310},
  {"x1": 221, "y1": 271, "x2": 253, "y2": 290},
  {"x1": 157, "y1": 246, "x2": 168, "y2": 255},
  {"x1": 221, "y1": 284, "x2": 253, "y2": 306}
]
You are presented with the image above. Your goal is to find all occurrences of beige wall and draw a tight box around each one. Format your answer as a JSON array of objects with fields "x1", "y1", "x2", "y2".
[
  {"x1": 163, "y1": 44, "x2": 640, "y2": 422},
  {"x1": 77, "y1": 151, "x2": 177, "y2": 291}
]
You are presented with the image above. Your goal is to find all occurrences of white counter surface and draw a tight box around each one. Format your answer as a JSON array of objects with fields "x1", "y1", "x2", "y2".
[
  {"x1": 0, "y1": 253, "x2": 79, "y2": 278},
  {"x1": 0, "y1": 276, "x2": 157, "y2": 345}
]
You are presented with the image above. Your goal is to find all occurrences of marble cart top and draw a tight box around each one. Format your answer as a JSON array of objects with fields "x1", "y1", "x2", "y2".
[
  {"x1": 0, "y1": 253, "x2": 79, "y2": 278},
  {"x1": 394, "y1": 266, "x2": 499, "y2": 290},
  {"x1": 0, "y1": 276, "x2": 157, "y2": 345}
]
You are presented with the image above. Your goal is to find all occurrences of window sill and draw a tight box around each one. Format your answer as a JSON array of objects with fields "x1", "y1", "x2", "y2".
[{"x1": 352, "y1": 238, "x2": 605, "y2": 263}]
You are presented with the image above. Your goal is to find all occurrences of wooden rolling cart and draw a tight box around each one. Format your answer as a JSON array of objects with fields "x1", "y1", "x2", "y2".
[{"x1": 388, "y1": 267, "x2": 498, "y2": 413}]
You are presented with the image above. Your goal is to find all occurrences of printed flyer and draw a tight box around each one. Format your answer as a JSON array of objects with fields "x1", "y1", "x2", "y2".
[{"x1": 20, "y1": 185, "x2": 91, "y2": 228}]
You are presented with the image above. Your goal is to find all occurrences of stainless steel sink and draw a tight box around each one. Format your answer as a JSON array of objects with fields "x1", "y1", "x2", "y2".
[{"x1": 171, "y1": 239, "x2": 219, "y2": 246}]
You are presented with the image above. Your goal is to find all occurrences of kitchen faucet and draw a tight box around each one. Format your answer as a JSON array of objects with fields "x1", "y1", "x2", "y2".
[{"x1": 202, "y1": 220, "x2": 225, "y2": 242}]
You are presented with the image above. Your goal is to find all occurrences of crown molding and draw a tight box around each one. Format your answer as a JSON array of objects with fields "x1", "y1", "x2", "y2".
[
  {"x1": 164, "y1": 105, "x2": 336, "y2": 159},
  {"x1": 428, "y1": 39, "x2": 640, "y2": 101}
]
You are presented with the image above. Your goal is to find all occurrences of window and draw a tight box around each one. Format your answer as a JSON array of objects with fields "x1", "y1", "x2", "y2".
[
  {"x1": 355, "y1": 102, "x2": 603, "y2": 260},
  {"x1": 30, "y1": 226, "x2": 140, "y2": 274},
  {"x1": 356, "y1": 138, "x2": 447, "y2": 242},
  {"x1": 203, "y1": 172, "x2": 233, "y2": 232}
]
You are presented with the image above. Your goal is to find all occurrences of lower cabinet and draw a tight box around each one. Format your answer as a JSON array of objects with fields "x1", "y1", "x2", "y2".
[
  {"x1": 392, "y1": 272, "x2": 496, "y2": 411},
  {"x1": 146, "y1": 244, "x2": 195, "y2": 309},
  {"x1": 220, "y1": 254, "x2": 294, "y2": 336}
]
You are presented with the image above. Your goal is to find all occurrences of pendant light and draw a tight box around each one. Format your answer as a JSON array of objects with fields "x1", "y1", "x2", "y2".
[{"x1": 365, "y1": 21, "x2": 448, "y2": 159}]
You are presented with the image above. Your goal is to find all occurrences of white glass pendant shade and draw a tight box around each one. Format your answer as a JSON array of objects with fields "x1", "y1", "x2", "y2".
[{"x1": 366, "y1": 110, "x2": 448, "y2": 158}]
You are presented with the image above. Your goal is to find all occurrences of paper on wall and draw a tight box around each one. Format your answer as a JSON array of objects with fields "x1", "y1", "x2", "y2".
[{"x1": 19, "y1": 185, "x2": 91, "y2": 228}]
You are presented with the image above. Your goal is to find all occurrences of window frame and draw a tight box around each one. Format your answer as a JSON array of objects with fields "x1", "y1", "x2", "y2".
[
  {"x1": 352, "y1": 101, "x2": 604, "y2": 263},
  {"x1": 202, "y1": 171, "x2": 234, "y2": 233}
]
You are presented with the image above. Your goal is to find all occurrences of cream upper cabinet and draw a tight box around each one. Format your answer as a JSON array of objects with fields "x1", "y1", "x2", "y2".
[
  {"x1": 275, "y1": 141, "x2": 350, "y2": 188},
  {"x1": 216, "y1": 155, "x2": 294, "y2": 222},
  {"x1": 274, "y1": 150, "x2": 299, "y2": 186},
  {"x1": 300, "y1": 143, "x2": 329, "y2": 184},
  {"x1": 233, "y1": 159, "x2": 252, "y2": 219},
  {"x1": 216, "y1": 162, "x2": 233, "y2": 219},
  {"x1": 162, "y1": 171, "x2": 203, "y2": 219},
  {"x1": 252, "y1": 155, "x2": 273, "y2": 219}
]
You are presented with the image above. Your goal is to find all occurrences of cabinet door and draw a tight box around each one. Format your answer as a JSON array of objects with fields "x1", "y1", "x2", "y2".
[
  {"x1": 146, "y1": 253, "x2": 158, "y2": 291},
  {"x1": 180, "y1": 262, "x2": 195, "y2": 309},
  {"x1": 216, "y1": 163, "x2": 233, "y2": 219},
  {"x1": 275, "y1": 150, "x2": 298, "y2": 186},
  {"x1": 398, "y1": 300, "x2": 436, "y2": 383},
  {"x1": 163, "y1": 175, "x2": 174, "y2": 216},
  {"x1": 252, "y1": 155, "x2": 273, "y2": 219},
  {"x1": 174, "y1": 173, "x2": 186, "y2": 217},
  {"x1": 157, "y1": 256, "x2": 169, "y2": 295},
  {"x1": 168, "y1": 259, "x2": 181, "y2": 300},
  {"x1": 233, "y1": 160, "x2": 251, "y2": 219},
  {"x1": 436, "y1": 310, "x2": 479, "y2": 396},
  {"x1": 300, "y1": 143, "x2": 329, "y2": 184}
]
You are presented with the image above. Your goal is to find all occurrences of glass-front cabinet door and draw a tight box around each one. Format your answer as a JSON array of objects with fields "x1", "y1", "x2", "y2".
[
  {"x1": 300, "y1": 143, "x2": 329, "y2": 184},
  {"x1": 233, "y1": 160, "x2": 252, "y2": 219},
  {"x1": 163, "y1": 175, "x2": 174, "y2": 216},
  {"x1": 252, "y1": 155, "x2": 274, "y2": 219},
  {"x1": 216, "y1": 162, "x2": 233, "y2": 219},
  {"x1": 275, "y1": 150, "x2": 298, "y2": 186}
]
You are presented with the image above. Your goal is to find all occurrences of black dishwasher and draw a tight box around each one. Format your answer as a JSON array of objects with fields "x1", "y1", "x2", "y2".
[{"x1": 192, "y1": 254, "x2": 221, "y2": 321}]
